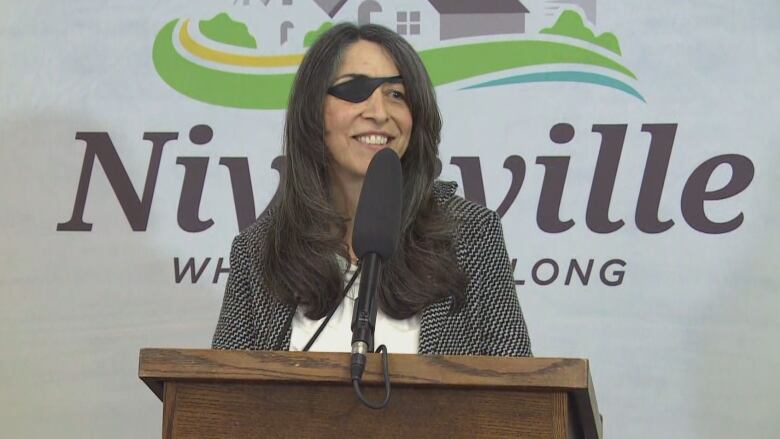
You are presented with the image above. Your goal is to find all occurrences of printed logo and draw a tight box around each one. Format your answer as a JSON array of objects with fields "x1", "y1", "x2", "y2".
[
  {"x1": 55, "y1": 1, "x2": 756, "y2": 288},
  {"x1": 153, "y1": 0, "x2": 643, "y2": 109}
]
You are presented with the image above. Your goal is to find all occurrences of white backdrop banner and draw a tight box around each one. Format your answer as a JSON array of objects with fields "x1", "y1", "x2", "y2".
[{"x1": 1, "y1": 0, "x2": 778, "y2": 437}]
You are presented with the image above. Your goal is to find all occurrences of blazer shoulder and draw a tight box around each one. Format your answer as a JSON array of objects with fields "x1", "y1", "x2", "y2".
[
  {"x1": 235, "y1": 208, "x2": 275, "y2": 246},
  {"x1": 226, "y1": 208, "x2": 277, "y2": 274},
  {"x1": 434, "y1": 180, "x2": 500, "y2": 237}
]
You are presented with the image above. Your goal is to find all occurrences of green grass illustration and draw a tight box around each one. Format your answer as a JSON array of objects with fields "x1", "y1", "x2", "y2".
[
  {"x1": 154, "y1": 20, "x2": 294, "y2": 109},
  {"x1": 540, "y1": 10, "x2": 621, "y2": 55},
  {"x1": 199, "y1": 13, "x2": 257, "y2": 49}
]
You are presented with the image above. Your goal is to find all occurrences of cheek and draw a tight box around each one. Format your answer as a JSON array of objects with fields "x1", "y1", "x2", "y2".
[
  {"x1": 398, "y1": 112, "x2": 414, "y2": 154},
  {"x1": 324, "y1": 101, "x2": 355, "y2": 140},
  {"x1": 323, "y1": 102, "x2": 338, "y2": 136},
  {"x1": 403, "y1": 114, "x2": 413, "y2": 135},
  {"x1": 397, "y1": 104, "x2": 413, "y2": 134}
]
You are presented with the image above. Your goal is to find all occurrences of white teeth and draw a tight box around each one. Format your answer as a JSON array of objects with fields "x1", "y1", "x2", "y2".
[{"x1": 356, "y1": 135, "x2": 389, "y2": 145}]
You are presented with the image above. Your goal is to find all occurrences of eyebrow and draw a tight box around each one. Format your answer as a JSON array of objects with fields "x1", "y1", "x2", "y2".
[
  {"x1": 333, "y1": 73, "x2": 404, "y2": 82},
  {"x1": 333, "y1": 73, "x2": 361, "y2": 82}
]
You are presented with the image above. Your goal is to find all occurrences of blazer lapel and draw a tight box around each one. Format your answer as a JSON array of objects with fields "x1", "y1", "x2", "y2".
[
  {"x1": 251, "y1": 282, "x2": 296, "y2": 350},
  {"x1": 418, "y1": 298, "x2": 450, "y2": 354}
]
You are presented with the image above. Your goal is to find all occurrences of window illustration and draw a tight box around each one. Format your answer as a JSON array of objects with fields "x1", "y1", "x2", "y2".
[{"x1": 396, "y1": 11, "x2": 420, "y2": 36}]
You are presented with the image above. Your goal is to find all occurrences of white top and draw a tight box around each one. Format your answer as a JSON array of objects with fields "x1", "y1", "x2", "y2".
[{"x1": 289, "y1": 260, "x2": 421, "y2": 354}]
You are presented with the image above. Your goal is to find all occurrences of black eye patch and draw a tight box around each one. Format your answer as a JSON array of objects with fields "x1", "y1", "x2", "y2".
[{"x1": 327, "y1": 75, "x2": 403, "y2": 103}]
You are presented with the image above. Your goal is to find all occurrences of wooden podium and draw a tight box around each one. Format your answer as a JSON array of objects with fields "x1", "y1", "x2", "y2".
[{"x1": 139, "y1": 348, "x2": 602, "y2": 439}]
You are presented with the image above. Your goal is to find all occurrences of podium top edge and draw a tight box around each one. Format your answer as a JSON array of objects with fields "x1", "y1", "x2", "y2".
[{"x1": 138, "y1": 348, "x2": 590, "y2": 391}]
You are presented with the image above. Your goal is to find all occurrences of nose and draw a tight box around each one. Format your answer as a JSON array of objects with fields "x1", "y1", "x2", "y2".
[{"x1": 361, "y1": 88, "x2": 389, "y2": 123}]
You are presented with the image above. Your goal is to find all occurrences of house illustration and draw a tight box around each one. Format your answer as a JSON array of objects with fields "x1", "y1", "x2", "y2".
[
  {"x1": 330, "y1": 0, "x2": 529, "y2": 42},
  {"x1": 428, "y1": 0, "x2": 529, "y2": 40},
  {"x1": 328, "y1": 0, "x2": 439, "y2": 45},
  {"x1": 233, "y1": 0, "x2": 531, "y2": 50}
]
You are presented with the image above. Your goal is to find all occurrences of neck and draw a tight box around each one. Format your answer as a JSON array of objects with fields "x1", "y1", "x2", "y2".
[{"x1": 329, "y1": 170, "x2": 364, "y2": 262}]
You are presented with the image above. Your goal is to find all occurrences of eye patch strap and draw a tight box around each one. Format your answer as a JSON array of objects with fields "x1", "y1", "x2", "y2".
[{"x1": 327, "y1": 75, "x2": 403, "y2": 103}]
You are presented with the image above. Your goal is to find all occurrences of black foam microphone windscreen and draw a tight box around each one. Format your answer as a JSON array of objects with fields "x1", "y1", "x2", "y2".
[{"x1": 352, "y1": 148, "x2": 403, "y2": 261}]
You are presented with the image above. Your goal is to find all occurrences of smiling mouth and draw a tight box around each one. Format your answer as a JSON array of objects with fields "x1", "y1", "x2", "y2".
[{"x1": 353, "y1": 134, "x2": 394, "y2": 146}]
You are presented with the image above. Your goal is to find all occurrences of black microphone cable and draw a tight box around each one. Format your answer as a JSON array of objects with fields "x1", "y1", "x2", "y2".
[
  {"x1": 300, "y1": 260, "x2": 392, "y2": 409},
  {"x1": 275, "y1": 259, "x2": 392, "y2": 409},
  {"x1": 302, "y1": 264, "x2": 362, "y2": 352},
  {"x1": 352, "y1": 344, "x2": 391, "y2": 409},
  {"x1": 273, "y1": 263, "x2": 362, "y2": 352}
]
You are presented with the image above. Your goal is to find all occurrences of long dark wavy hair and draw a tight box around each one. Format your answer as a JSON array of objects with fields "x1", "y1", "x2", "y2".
[{"x1": 261, "y1": 23, "x2": 467, "y2": 320}]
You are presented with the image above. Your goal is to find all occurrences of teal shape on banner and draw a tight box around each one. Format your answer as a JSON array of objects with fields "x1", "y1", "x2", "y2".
[{"x1": 461, "y1": 71, "x2": 646, "y2": 102}]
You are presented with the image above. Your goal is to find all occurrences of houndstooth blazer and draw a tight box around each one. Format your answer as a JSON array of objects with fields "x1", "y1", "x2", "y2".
[{"x1": 212, "y1": 181, "x2": 532, "y2": 356}]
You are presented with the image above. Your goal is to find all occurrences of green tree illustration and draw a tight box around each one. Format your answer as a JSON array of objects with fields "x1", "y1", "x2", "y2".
[
  {"x1": 199, "y1": 13, "x2": 257, "y2": 49},
  {"x1": 540, "y1": 10, "x2": 621, "y2": 55},
  {"x1": 304, "y1": 22, "x2": 334, "y2": 48}
]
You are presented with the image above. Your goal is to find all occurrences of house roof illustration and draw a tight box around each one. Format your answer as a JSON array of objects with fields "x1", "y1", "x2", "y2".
[
  {"x1": 428, "y1": 0, "x2": 529, "y2": 14},
  {"x1": 313, "y1": 0, "x2": 349, "y2": 18}
]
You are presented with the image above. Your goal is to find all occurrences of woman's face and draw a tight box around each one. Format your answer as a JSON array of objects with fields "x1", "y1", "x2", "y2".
[{"x1": 323, "y1": 40, "x2": 413, "y2": 183}]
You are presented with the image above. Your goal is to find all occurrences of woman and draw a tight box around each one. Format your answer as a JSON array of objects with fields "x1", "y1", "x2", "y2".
[{"x1": 212, "y1": 23, "x2": 531, "y2": 357}]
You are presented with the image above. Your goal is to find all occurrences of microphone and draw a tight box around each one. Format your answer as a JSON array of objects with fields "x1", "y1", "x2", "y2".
[{"x1": 350, "y1": 148, "x2": 403, "y2": 382}]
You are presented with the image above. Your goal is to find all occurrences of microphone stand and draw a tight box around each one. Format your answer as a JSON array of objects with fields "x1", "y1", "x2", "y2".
[
  {"x1": 350, "y1": 252, "x2": 381, "y2": 380},
  {"x1": 350, "y1": 252, "x2": 392, "y2": 409}
]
